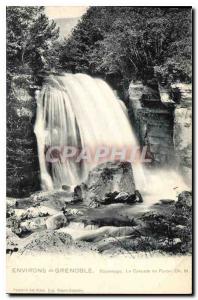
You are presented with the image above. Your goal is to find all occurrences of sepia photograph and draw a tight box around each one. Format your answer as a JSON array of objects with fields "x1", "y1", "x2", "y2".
[{"x1": 5, "y1": 4, "x2": 192, "y2": 294}]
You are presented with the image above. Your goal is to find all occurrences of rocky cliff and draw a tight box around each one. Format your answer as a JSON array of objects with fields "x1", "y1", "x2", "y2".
[
  {"x1": 128, "y1": 81, "x2": 192, "y2": 185},
  {"x1": 172, "y1": 83, "x2": 192, "y2": 185},
  {"x1": 7, "y1": 75, "x2": 40, "y2": 197},
  {"x1": 128, "y1": 81, "x2": 175, "y2": 166}
]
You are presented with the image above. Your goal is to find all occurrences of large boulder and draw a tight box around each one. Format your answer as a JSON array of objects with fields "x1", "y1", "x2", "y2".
[
  {"x1": 173, "y1": 84, "x2": 192, "y2": 185},
  {"x1": 46, "y1": 213, "x2": 68, "y2": 230},
  {"x1": 176, "y1": 191, "x2": 192, "y2": 208},
  {"x1": 74, "y1": 161, "x2": 136, "y2": 205},
  {"x1": 20, "y1": 230, "x2": 73, "y2": 253}
]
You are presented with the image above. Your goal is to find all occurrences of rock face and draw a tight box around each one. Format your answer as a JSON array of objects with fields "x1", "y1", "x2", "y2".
[
  {"x1": 128, "y1": 82, "x2": 174, "y2": 166},
  {"x1": 74, "y1": 161, "x2": 136, "y2": 205},
  {"x1": 7, "y1": 75, "x2": 40, "y2": 197},
  {"x1": 172, "y1": 84, "x2": 192, "y2": 185},
  {"x1": 128, "y1": 81, "x2": 192, "y2": 185}
]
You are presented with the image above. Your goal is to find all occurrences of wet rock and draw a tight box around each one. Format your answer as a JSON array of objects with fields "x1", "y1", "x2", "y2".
[
  {"x1": 77, "y1": 161, "x2": 136, "y2": 205},
  {"x1": 15, "y1": 194, "x2": 53, "y2": 209},
  {"x1": 160, "y1": 199, "x2": 175, "y2": 205},
  {"x1": 115, "y1": 192, "x2": 129, "y2": 202},
  {"x1": 30, "y1": 192, "x2": 49, "y2": 203},
  {"x1": 102, "y1": 190, "x2": 143, "y2": 205},
  {"x1": 7, "y1": 207, "x2": 53, "y2": 236},
  {"x1": 125, "y1": 194, "x2": 138, "y2": 204},
  {"x1": 134, "y1": 190, "x2": 143, "y2": 203},
  {"x1": 176, "y1": 191, "x2": 192, "y2": 208},
  {"x1": 102, "y1": 191, "x2": 119, "y2": 204},
  {"x1": 25, "y1": 190, "x2": 72, "y2": 211},
  {"x1": 15, "y1": 198, "x2": 36, "y2": 209},
  {"x1": 61, "y1": 204, "x2": 84, "y2": 217},
  {"x1": 63, "y1": 208, "x2": 83, "y2": 217},
  {"x1": 29, "y1": 190, "x2": 71, "y2": 206},
  {"x1": 20, "y1": 206, "x2": 58, "y2": 220},
  {"x1": 46, "y1": 213, "x2": 68, "y2": 230},
  {"x1": 77, "y1": 226, "x2": 139, "y2": 243},
  {"x1": 75, "y1": 203, "x2": 139, "y2": 228},
  {"x1": 62, "y1": 185, "x2": 70, "y2": 191},
  {"x1": 89, "y1": 199, "x2": 100, "y2": 208},
  {"x1": 20, "y1": 217, "x2": 47, "y2": 233},
  {"x1": 72, "y1": 185, "x2": 83, "y2": 203},
  {"x1": 96, "y1": 236, "x2": 132, "y2": 253}
]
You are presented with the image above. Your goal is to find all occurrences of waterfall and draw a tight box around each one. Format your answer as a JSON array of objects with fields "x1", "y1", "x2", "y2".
[{"x1": 34, "y1": 73, "x2": 144, "y2": 191}]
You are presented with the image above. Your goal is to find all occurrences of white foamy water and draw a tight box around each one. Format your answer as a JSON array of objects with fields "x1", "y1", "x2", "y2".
[
  {"x1": 141, "y1": 167, "x2": 191, "y2": 205},
  {"x1": 34, "y1": 73, "x2": 142, "y2": 190}
]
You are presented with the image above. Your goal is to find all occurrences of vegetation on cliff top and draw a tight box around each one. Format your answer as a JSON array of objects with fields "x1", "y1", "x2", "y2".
[
  {"x1": 60, "y1": 7, "x2": 192, "y2": 89},
  {"x1": 7, "y1": 6, "x2": 192, "y2": 86}
]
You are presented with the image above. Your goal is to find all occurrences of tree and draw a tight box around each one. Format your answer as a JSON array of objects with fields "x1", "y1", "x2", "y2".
[
  {"x1": 7, "y1": 6, "x2": 60, "y2": 75},
  {"x1": 60, "y1": 7, "x2": 192, "y2": 86}
]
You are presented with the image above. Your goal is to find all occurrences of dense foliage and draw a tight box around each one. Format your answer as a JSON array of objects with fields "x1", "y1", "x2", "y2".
[
  {"x1": 7, "y1": 6, "x2": 60, "y2": 77},
  {"x1": 60, "y1": 7, "x2": 192, "y2": 89},
  {"x1": 6, "y1": 6, "x2": 192, "y2": 92}
]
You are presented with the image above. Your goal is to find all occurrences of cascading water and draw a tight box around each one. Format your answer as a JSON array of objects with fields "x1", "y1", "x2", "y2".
[{"x1": 34, "y1": 73, "x2": 144, "y2": 191}]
